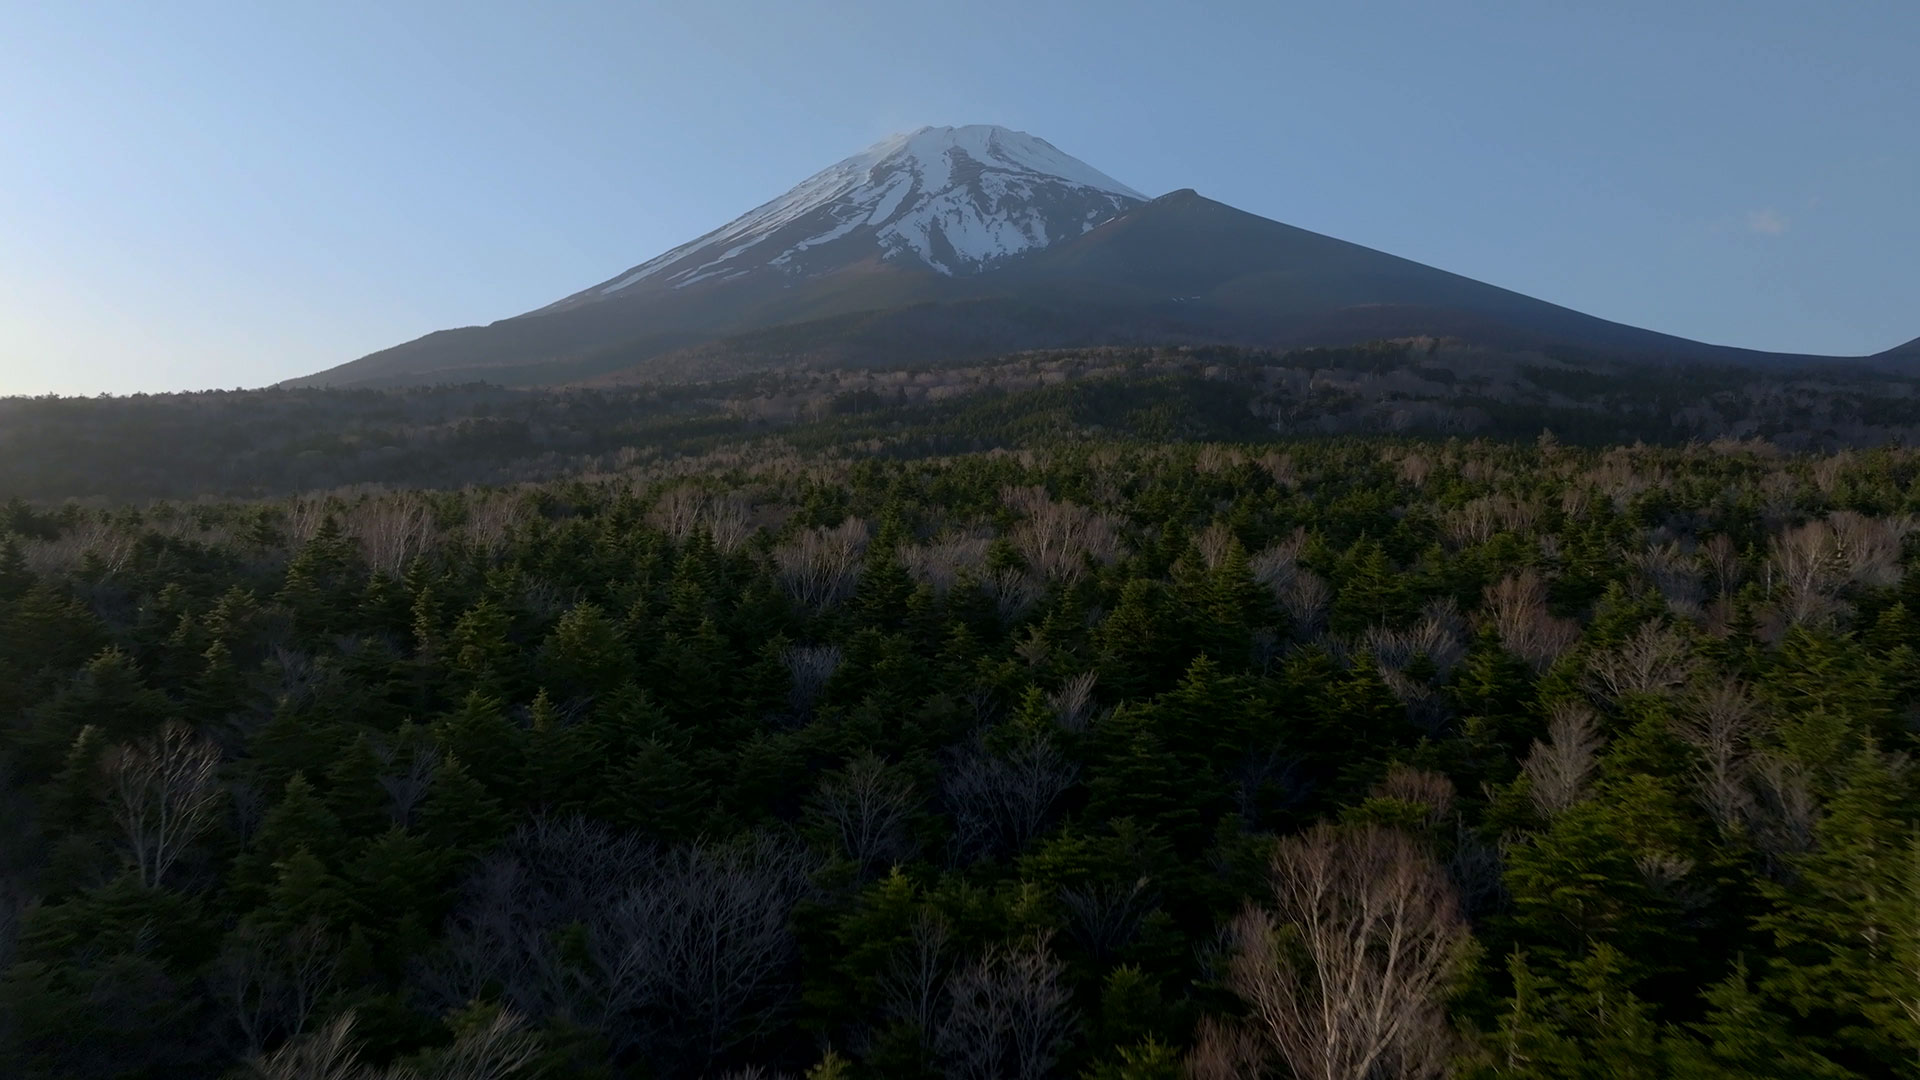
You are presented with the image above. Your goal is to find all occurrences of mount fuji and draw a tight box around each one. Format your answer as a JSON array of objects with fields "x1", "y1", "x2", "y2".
[
  {"x1": 292, "y1": 125, "x2": 1910, "y2": 388},
  {"x1": 547, "y1": 125, "x2": 1145, "y2": 303}
]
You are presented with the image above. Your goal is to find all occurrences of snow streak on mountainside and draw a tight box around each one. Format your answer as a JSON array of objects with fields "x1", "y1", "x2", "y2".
[{"x1": 542, "y1": 125, "x2": 1148, "y2": 312}]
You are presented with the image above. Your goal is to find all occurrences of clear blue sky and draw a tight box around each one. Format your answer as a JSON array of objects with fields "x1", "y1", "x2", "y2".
[{"x1": 2, "y1": 1, "x2": 1914, "y2": 394}]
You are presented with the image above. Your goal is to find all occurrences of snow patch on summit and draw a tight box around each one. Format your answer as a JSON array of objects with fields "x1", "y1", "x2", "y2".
[{"x1": 551, "y1": 125, "x2": 1147, "y2": 308}]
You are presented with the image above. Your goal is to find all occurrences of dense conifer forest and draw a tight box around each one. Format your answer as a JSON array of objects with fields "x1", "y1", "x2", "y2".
[{"x1": 4, "y1": 360, "x2": 1920, "y2": 1078}]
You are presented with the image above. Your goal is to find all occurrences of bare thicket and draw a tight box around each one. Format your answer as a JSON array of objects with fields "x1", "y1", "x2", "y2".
[
  {"x1": 1226, "y1": 825, "x2": 1470, "y2": 1080},
  {"x1": 901, "y1": 534, "x2": 991, "y2": 595},
  {"x1": 1366, "y1": 601, "x2": 1469, "y2": 732},
  {"x1": 650, "y1": 487, "x2": 752, "y2": 553},
  {"x1": 943, "y1": 737, "x2": 1077, "y2": 863},
  {"x1": 1393, "y1": 451, "x2": 1434, "y2": 487},
  {"x1": 877, "y1": 910, "x2": 954, "y2": 1049},
  {"x1": 1585, "y1": 622, "x2": 1696, "y2": 701},
  {"x1": 244, "y1": 1010, "x2": 362, "y2": 1080},
  {"x1": 1702, "y1": 533, "x2": 1742, "y2": 596},
  {"x1": 1371, "y1": 764, "x2": 1456, "y2": 827},
  {"x1": 373, "y1": 739, "x2": 437, "y2": 829},
  {"x1": 1770, "y1": 519, "x2": 1849, "y2": 624},
  {"x1": 1059, "y1": 876, "x2": 1156, "y2": 962},
  {"x1": 1014, "y1": 627, "x2": 1052, "y2": 668},
  {"x1": 342, "y1": 497, "x2": 438, "y2": 576},
  {"x1": 783, "y1": 644, "x2": 843, "y2": 715},
  {"x1": 1741, "y1": 755, "x2": 1819, "y2": 875},
  {"x1": 984, "y1": 567, "x2": 1043, "y2": 623},
  {"x1": 22, "y1": 515, "x2": 138, "y2": 576},
  {"x1": 774, "y1": 519, "x2": 868, "y2": 611},
  {"x1": 1280, "y1": 571, "x2": 1332, "y2": 635},
  {"x1": 1442, "y1": 495, "x2": 1540, "y2": 548},
  {"x1": 217, "y1": 920, "x2": 340, "y2": 1056},
  {"x1": 1676, "y1": 682, "x2": 1763, "y2": 835},
  {"x1": 1631, "y1": 541, "x2": 1705, "y2": 619},
  {"x1": 1258, "y1": 451, "x2": 1299, "y2": 488},
  {"x1": 244, "y1": 1006, "x2": 539, "y2": 1080},
  {"x1": 588, "y1": 835, "x2": 819, "y2": 1069},
  {"x1": 1184, "y1": 1016, "x2": 1270, "y2": 1080},
  {"x1": 1047, "y1": 672, "x2": 1099, "y2": 733},
  {"x1": 458, "y1": 493, "x2": 525, "y2": 556},
  {"x1": 809, "y1": 752, "x2": 919, "y2": 875},
  {"x1": 1194, "y1": 521, "x2": 1238, "y2": 570},
  {"x1": 422, "y1": 818, "x2": 654, "y2": 1026},
  {"x1": 284, "y1": 500, "x2": 334, "y2": 548},
  {"x1": 935, "y1": 935, "x2": 1076, "y2": 1080},
  {"x1": 1231, "y1": 749, "x2": 1310, "y2": 828},
  {"x1": 1002, "y1": 487, "x2": 1123, "y2": 583},
  {"x1": 1483, "y1": 570, "x2": 1580, "y2": 672},
  {"x1": 425, "y1": 818, "x2": 816, "y2": 1075},
  {"x1": 1249, "y1": 529, "x2": 1309, "y2": 594},
  {"x1": 710, "y1": 1069, "x2": 795, "y2": 1080},
  {"x1": 103, "y1": 722, "x2": 224, "y2": 887},
  {"x1": 1521, "y1": 704, "x2": 1604, "y2": 815},
  {"x1": 1769, "y1": 512, "x2": 1912, "y2": 625}
]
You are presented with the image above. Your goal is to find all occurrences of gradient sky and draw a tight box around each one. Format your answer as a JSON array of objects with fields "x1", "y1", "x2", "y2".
[{"x1": 2, "y1": 1, "x2": 1915, "y2": 395}]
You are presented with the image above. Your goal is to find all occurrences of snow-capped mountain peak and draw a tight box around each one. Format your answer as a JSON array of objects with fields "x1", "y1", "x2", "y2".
[{"x1": 546, "y1": 125, "x2": 1148, "y2": 310}]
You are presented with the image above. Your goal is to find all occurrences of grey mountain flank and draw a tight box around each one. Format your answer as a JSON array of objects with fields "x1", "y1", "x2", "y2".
[{"x1": 290, "y1": 125, "x2": 1913, "y2": 389}]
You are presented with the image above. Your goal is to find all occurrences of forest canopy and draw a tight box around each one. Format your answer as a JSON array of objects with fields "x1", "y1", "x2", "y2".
[{"x1": 3, "y1": 381, "x2": 1920, "y2": 1077}]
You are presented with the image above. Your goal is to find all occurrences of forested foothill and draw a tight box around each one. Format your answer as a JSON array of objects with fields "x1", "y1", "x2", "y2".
[
  {"x1": 3, "y1": 345, "x2": 1920, "y2": 1078},
  {"x1": 5, "y1": 342, "x2": 1918, "y2": 503}
]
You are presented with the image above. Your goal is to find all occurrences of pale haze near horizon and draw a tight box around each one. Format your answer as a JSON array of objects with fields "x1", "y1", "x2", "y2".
[{"x1": 1, "y1": 1, "x2": 1914, "y2": 396}]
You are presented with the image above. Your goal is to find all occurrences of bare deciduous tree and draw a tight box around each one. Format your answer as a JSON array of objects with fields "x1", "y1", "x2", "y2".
[
  {"x1": 1766, "y1": 511, "x2": 1913, "y2": 626},
  {"x1": 1185, "y1": 1016, "x2": 1270, "y2": 1080},
  {"x1": 984, "y1": 567, "x2": 1043, "y2": 623},
  {"x1": 1047, "y1": 672, "x2": 1099, "y2": 733},
  {"x1": 809, "y1": 752, "x2": 919, "y2": 875},
  {"x1": 1484, "y1": 570, "x2": 1580, "y2": 672},
  {"x1": 218, "y1": 920, "x2": 341, "y2": 1056},
  {"x1": 1371, "y1": 764, "x2": 1456, "y2": 827},
  {"x1": 774, "y1": 520, "x2": 868, "y2": 611},
  {"x1": 1249, "y1": 530, "x2": 1308, "y2": 594},
  {"x1": 245, "y1": 1006, "x2": 540, "y2": 1080},
  {"x1": 1585, "y1": 622, "x2": 1696, "y2": 701},
  {"x1": 1677, "y1": 682, "x2": 1763, "y2": 835},
  {"x1": 245, "y1": 1010, "x2": 362, "y2": 1080},
  {"x1": 1002, "y1": 487, "x2": 1123, "y2": 584},
  {"x1": 411, "y1": 1006, "x2": 543, "y2": 1080},
  {"x1": 374, "y1": 739, "x2": 437, "y2": 829},
  {"x1": 1367, "y1": 603, "x2": 1469, "y2": 732},
  {"x1": 103, "y1": 722, "x2": 224, "y2": 887},
  {"x1": 1194, "y1": 521, "x2": 1238, "y2": 570},
  {"x1": 597, "y1": 836, "x2": 818, "y2": 1068},
  {"x1": 902, "y1": 534, "x2": 991, "y2": 595},
  {"x1": 1702, "y1": 533, "x2": 1742, "y2": 597},
  {"x1": 877, "y1": 910, "x2": 953, "y2": 1047},
  {"x1": 1279, "y1": 571, "x2": 1332, "y2": 636},
  {"x1": 650, "y1": 487, "x2": 753, "y2": 553},
  {"x1": 1521, "y1": 704, "x2": 1604, "y2": 815},
  {"x1": 1743, "y1": 755, "x2": 1819, "y2": 877},
  {"x1": 343, "y1": 496, "x2": 438, "y2": 577},
  {"x1": 935, "y1": 935, "x2": 1076, "y2": 1080},
  {"x1": 1631, "y1": 541, "x2": 1705, "y2": 619},
  {"x1": 1059, "y1": 876, "x2": 1155, "y2": 962},
  {"x1": 783, "y1": 644, "x2": 843, "y2": 716},
  {"x1": 459, "y1": 493, "x2": 525, "y2": 558},
  {"x1": 942, "y1": 737, "x2": 1077, "y2": 863},
  {"x1": 1226, "y1": 824, "x2": 1471, "y2": 1080},
  {"x1": 426, "y1": 820, "x2": 816, "y2": 1077}
]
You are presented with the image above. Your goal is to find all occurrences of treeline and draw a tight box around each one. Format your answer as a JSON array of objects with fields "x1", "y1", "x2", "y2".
[
  {"x1": 2, "y1": 437, "x2": 1919, "y2": 1078},
  {"x1": 6, "y1": 344, "x2": 1919, "y2": 502}
]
